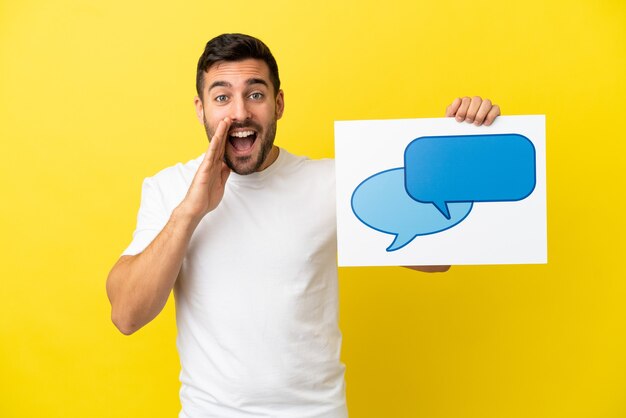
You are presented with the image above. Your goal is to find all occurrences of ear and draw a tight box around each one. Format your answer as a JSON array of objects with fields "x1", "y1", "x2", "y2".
[
  {"x1": 275, "y1": 90, "x2": 285, "y2": 120},
  {"x1": 194, "y1": 96, "x2": 204, "y2": 125}
]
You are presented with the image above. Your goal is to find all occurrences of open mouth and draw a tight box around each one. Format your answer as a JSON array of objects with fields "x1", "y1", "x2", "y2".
[{"x1": 228, "y1": 130, "x2": 258, "y2": 153}]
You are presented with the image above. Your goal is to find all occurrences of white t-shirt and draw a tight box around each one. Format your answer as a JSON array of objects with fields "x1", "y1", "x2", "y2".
[{"x1": 123, "y1": 149, "x2": 347, "y2": 418}]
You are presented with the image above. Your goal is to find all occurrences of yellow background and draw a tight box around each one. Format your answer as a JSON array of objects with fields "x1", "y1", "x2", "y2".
[{"x1": 1, "y1": 0, "x2": 625, "y2": 417}]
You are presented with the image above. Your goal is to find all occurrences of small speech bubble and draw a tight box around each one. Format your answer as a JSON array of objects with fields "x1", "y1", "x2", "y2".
[
  {"x1": 351, "y1": 168, "x2": 473, "y2": 251},
  {"x1": 404, "y1": 134, "x2": 536, "y2": 219}
]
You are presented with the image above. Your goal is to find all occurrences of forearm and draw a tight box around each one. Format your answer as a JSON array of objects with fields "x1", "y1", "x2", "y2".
[{"x1": 106, "y1": 206, "x2": 200, "y2": 335}]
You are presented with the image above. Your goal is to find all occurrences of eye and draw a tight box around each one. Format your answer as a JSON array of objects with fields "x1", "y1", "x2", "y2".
[
  {"x1": 249, "y1": 92, "x2": 264, "y2": 100},
  {"x1": 215, "y1": 94, "x2": 228, "y2": 103}
]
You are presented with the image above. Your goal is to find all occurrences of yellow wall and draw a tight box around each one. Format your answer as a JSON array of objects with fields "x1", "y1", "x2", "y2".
[{"x1": 1, "y1": 0, "x2": 624, "y2": 417}]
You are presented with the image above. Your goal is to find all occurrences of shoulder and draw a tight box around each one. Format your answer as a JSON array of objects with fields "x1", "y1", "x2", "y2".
[
  {"x1": 144, "y1": 154, "x2": 203, "y2": 190},
  {"x1": 272, "y1": 151, "x2": 335, "y2": 202},
  {"x1": 280, "y1": 149, "x2": 335, "y2": 178},
  {"x1": 139, "y1": 155, "x2": 202, "y2": 211}
]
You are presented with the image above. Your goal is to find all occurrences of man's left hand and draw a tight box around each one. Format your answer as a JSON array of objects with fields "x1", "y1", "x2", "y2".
[
  {"x1": 446, "y1": 96, "x2": 500, "y2": 126},
  {"x1": 405, "y1": 265, "x2": 451, "y2": 273}
]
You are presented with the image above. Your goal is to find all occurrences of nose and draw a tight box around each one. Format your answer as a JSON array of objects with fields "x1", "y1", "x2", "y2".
[{"x1": 230, "y1": 97, "x2": 251, "y2": 122}]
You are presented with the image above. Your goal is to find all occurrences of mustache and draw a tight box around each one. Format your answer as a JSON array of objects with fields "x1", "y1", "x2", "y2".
[{"x1": 228, "y1": 120, "x2": 262, "y2": 133}]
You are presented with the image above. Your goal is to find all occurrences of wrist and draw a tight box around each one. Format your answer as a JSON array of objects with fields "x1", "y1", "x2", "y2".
[{"x1": 171, "y1": 203, "x2": 204, "y2": 232}]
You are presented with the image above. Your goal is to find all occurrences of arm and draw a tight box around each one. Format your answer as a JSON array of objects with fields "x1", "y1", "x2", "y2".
[
  {"x1": 403, "y1": 97, "x2": 500, "y2": 274},
  {"x1": 106, "y1": 117, "x2": 232, "y2": 335}
]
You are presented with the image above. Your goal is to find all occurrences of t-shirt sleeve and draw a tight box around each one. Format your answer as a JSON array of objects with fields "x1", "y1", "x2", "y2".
[{"x1": 121, "y1": 177, "x2": 169, "y2": 256}]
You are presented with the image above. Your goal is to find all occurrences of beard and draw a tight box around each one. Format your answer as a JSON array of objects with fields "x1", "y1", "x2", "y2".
[{"x1": 203, "y1": 116, "x2": 277, "y2": 175}]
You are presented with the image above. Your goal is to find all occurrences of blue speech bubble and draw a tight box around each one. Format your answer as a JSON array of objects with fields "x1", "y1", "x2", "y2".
[
  {"x1": 351, "y1": 168, "x2": 473, "y2": 251},
  {"x1": 404, "y1": 134, "x2": 536, "y2": 219}
]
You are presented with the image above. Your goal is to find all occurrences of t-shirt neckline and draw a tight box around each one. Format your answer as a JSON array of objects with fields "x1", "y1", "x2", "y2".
[{"x1": 227, "y1": 147, "x2": 286, "y2": 184}]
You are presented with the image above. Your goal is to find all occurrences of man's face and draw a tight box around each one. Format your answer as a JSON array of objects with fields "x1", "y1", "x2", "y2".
[{"x1": 194, "y1": 59, "x2": 284, "y2": 175}]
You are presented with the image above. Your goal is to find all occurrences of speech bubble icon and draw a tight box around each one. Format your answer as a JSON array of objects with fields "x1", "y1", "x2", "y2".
[
  {"x1": 351, "y1": 168, "x2": 473, "y2": 251},
  {"x1": 404, "y1": 134, "x2": 536, "y2": 219}
]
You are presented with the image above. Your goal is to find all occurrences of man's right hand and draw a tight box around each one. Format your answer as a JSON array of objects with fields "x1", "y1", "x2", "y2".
[
  {"x1": 176, "y1": 117, "x2": 232, "y2": 225},
  {"x1": 106, "y1": 118, "x2": 233, "y2": 335}
]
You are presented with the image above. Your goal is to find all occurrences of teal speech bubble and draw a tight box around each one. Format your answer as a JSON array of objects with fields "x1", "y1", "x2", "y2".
[{"x1": 351, "y1": 168, "x2": 473, "y2": 251}]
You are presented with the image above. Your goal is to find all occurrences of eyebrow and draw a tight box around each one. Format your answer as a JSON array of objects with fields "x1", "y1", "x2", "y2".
[{"x1": 208, "y1": 78, "x2": 269, "y2": 92}]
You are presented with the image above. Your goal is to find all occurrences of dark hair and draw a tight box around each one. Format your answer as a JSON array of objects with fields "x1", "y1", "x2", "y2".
[{"x1": 196, "y1": 33, "x2": 281, "y2": 99}]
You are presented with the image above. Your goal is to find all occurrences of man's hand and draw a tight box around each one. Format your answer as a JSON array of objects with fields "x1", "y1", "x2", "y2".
[
  {"x1": 405, "y1": 265, "x2": 451, "y2": 273},
  {"x1": 106, "y1": 118, "x2": 233, "y2": 335},
  {"x1": 176, "y1": 117, "x2": 232, "y2": 225},
  {"x1": 446, "y1": 96, "x2": 500, "y2": 126}
]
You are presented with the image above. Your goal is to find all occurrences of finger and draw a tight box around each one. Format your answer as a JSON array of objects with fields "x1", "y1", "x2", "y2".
[
  {"x1": 445, "y1": 98, "x2": 461, "y2": 117},
  {"x1": 455, "y1": 97, "x2": 471, "y2": 122},
  {"x1": 404, "y1": 265, "x2": 451, "y2": 272},
  {"x1": 465, "y1": 96, "x2": 482, "y2": 123},
  {"x1": 206, "y1": 117, "x2": 231, "y2": 164},
  {"x1": 484, "y1": 105, "x2": 501, "y2": 126},
  {"x1": 473, "y1": 99, "x2": 492, "y2": 126},
  {"x1": 197, "y1": 118, "x2": 230, "y2": 177}
]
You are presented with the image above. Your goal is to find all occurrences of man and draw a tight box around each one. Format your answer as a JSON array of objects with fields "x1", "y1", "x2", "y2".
[{"x1": 106, "y1": 33, "x2": 500, "y2": 418}]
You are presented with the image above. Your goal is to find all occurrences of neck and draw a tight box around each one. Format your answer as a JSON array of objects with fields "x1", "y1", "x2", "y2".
[{"x1": 257, "y1": 145, "x2": 279, "y2": 172}]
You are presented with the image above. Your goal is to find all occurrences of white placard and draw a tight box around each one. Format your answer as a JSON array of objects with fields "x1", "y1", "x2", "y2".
[{"x1": 335, "y1": 115, "x2": 547, "y2": 266}]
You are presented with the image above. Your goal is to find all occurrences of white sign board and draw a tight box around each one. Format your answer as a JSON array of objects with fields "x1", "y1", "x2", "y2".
[{"x1": 335, "y1": 115, "x2": 547, "y2": 266}]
